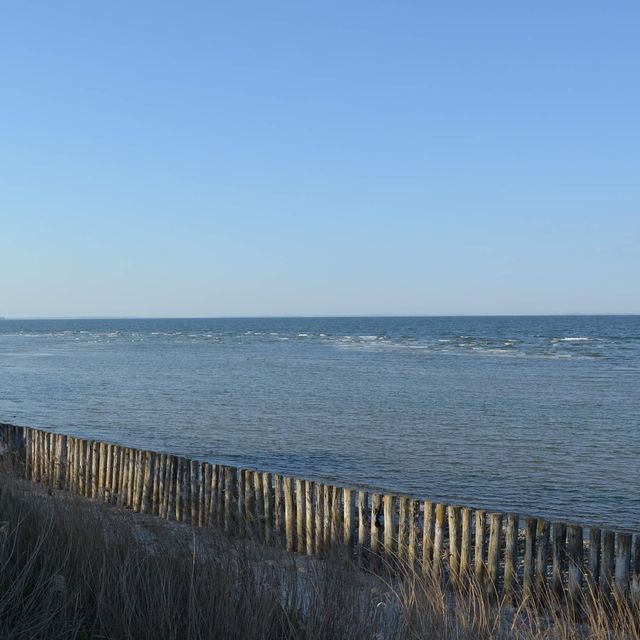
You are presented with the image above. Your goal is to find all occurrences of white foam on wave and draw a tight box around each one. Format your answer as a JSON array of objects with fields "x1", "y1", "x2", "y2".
[{"x1": 559, "y1": 337, "x2": 590, "y2": 342}]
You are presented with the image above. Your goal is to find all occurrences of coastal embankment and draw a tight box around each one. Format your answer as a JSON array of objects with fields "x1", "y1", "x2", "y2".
[
  {"x1": 2, "y1": 422, "x2": 640, "y2": 638},
  {"x1": 2, "y1": 422, "x2": 639, "y2": 608}
]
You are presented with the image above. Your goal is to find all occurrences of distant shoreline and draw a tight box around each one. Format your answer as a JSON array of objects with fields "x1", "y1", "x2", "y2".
[{"x1": 2, "y1": 313, "x2": 640, "y2": 321}]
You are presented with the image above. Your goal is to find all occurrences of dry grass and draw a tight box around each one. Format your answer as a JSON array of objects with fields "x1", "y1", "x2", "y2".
[{"x1": 0, "y1": 461, "x2": 638, "y2": 639}]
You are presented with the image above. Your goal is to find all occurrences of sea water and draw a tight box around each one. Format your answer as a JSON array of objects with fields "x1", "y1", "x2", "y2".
[{"x1": 1, "y1": 316, "x2": 638, "y2": 529}]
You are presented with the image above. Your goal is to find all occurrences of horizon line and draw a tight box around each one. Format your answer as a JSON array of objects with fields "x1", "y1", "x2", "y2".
[{"x1": 3, "y1": 313, "x2": 640, "y2": 321}]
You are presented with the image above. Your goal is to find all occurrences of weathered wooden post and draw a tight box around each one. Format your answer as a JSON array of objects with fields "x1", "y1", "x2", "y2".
[
  {"x1": 423, "y1": 501, "x2": 435, "y2": 574},
  {"x1": 198, "y1": 462, "x2": 206, "y2": 527},
  {"x1": 91, "y1": 441, "x2": 100, "y2": 498},
  {"x1": 370, "y1": 493, "x2": 383, "y2": 565},
  {"x1": 158, "y1": 454, "x2": 166, "y2": 516},
  {"x1": 183, "y1": 457, "x2": 193, "y2": 523},
  {"x1": 78, "y1": 438, "x2": 85, "y2": 495},
  {"x1": 98, "y1": 441, "x2": 107, "y2": 498},
  {"x1": 615, "y1": 532, "x2": 632, "y2": 598},
  {"x1": 504, "y1": 514, "x2": 519, "y2": 603},
  {"x1": 243, "y1": 470, "x2": 254, "y2": 535},
  {"x1": 316, "y1": 483, "x2": 325, "y2": 555},
  {"x1": 63, "y1": 435, "x2": 72, "y2": 490},
  {"x1": 175, "y1": 457, "x2": 184, "y2": 521},
  {"x1": 215, "y1": 464, "x2": 224, "y2": 525},
  {"x1": 31, "y1": 429, "x2": 38, "y2": 482},
  {"x1": 77, "y1": 438, "x2": 85, "y2": 496},
  {"x1": 65, "y1": 436, "x2": 73, "y2": 490},
  {"x1": 255, "y1": 471, "x2": 266, "y2": 538},
  {"x1": 408, "y1": 499, "x2": 420, "y2": 569},
  {"x1": 433, "y1": 503, "x2": 446, "y2": 579},
  {"x1": 127, "y1": 448, "x2": 136, "y2": 507},
  {"x1": 487, "y1": 513, "x2": 502, "y2": 599},
  {"x1": 305, "y1": 480, "x2": 313, "y2": 554},
  {"x1": 39, "y1": 429, "x2": 46, "y2": 483},
  {"x1": 203, "y1": 463, "x2": 212, "y2": 525},
  {"x1": 224, "y1": 466, "x2": 235, "y2": 533},
  {"x1": 118, "y1": 447, "x2": 125, "y2": 504},
  {"x1": 448, "y1": 506, "x2": 461, "y2": 584},
  {"x1": 38, "y1": 430, "x2": 44, "y2": 482},
  {"x1": 183, "y1": 457, "x2": 193, "y2": 524},
  {"x1": 383, "y1": 494, "x2": 395, "y2": 562},
  {"x1": 209, "y1": 464, "x2": 220, "y2": 526},
  {"x1": 43, "y1": 432, "x2": 51, "y2": 485},
  {"x1": 142, "y1": 450, "x2": 154, "y2": 514},
  {"x1": 112, "y1": 445, "x2": 121, "y2": 501},
  {"x1": 153, "y1": 453, "x2": 164, "y2": 516},
  {"x1": 263, "y1": 472, "x2": 273, "y2": 544},
  {"x1": 357, "y1": 491, "x2": 368, "y2": 562},
  {"x1": 284, "y1": 476, "x2": 295, "y2": 552},
  {"x1": 44, "y1": 430, "x2": 51, "y2": 484},
  {"x1": 237, "y1": 469, "x2": 247, "y2": 535},
  {"x1": 154, "y1": 453, "x2": 164, "y2": 515},
  {"x1": 22, "y1": 427, "x2": 29, "y2": 480},
  {"x1": 343, "y1": 487, "x2": 353, "y2": 551},
  {"x1": 166, "y1": 456, "x2": 177, "y2": 520},
  {"x1": 274, "y1": 474, "x2": 283, "y2": 536},
  {"x1": 587, "y1": 527, "x2": 601, "y2": 595},
  {"x1": 49, "y1": 432, "x2": 56, "y2": 485},
  {"x1": 102, "y1": 443, "x2": 111, "y2": 499},
  {"x1": 41, "y1": 430, "x2": 48, "y2": 484},
  {"x1": 117, "y1": 446, "x2": 126, "y2": 503},
  {"x1": 133, "y1": 448, "x2": 141, "y2": 507},
  {"x1": 460, "y1": 508, "x2": 472, "y2": 579},
  {"x1": 397, "y1": 497, "x2": 408, "y2": 564},
  {"x1": 552, "y1": 522, "x2": 567, "y2": 599},
  {"x1": 567, "y1": 524, "x2": 584, "y2": 611},
  {"x1": 28, "y1": 428, "x2": 34, "y2": 481},
  {"x1": 323, "y1": 484, "x2": 331, "y2": 549},
  {"x1": 64, "y1": 436, "x2": 76, "y2": 493},
  {"x1": 49, "y1": 432, "x2": 55, "y2": 484},
  {"x1": 59, "y1": 435, "x2": 67, "y2": 489},
  {"x1": 118, "y1": 447, "x2": 129, "y2": 507},
  {"x1": 151, "y1": 453, "x2": 161, "y2": 515},
  {"x1": 189, "y1": 459, "x2": 199, "y2": 524},
  {"x1": 34, "y1": 429, "x2": 41, "y2": 482},
  {"x1": 296, "y1": 478, "x2": 305, "y2": 552},
  {"x1": 105, "y1": 443, "x2": 113, "y2": 498},
  {"x1": 23, "y1": 428, "x2": 31, "y2": 481},
  {"x1": 141, "y1": 451, "x2": 154, "y2": 514},
  {"x1": 49, "y1": 433, "x2": 59, "y2": 489},
  {"x1": 125, "y1": 447, "x2": 134, "y2": 507},
  {"x1": 330, "y1": 486, "x2": 342, "y2": 550},
  {"x1": 58, "y1": 435, "x2": 68, "y2": 489},
  {"x1": 36, "y1": 430, "x2": 43, "y2": 482},
  {"x1": 535, "y1": 519, "x2": 550, "y2": 594},
  {"x1": 523, "y1": 517, "x2": 537, "y2": 598},
  {"x1": 75, "y1": 438, "x2": 87, "y2": 496},
  {"x1": 131, "y1": 448, "x2": 140, "y2": 510}
]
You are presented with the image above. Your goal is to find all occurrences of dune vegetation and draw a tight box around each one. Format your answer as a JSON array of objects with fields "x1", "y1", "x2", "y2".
[{"x1": 0, "y1": 457, "x2": 638, "y2": 639}]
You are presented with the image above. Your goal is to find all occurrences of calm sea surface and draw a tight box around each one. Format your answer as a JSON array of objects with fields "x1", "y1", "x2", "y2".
[{"x1": 1, "y1": 316, "x2": 638, "y2": 529}]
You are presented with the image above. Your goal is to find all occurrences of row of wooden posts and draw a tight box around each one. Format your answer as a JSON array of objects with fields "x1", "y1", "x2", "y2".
[{"x1": 2, "y1": 423, "x2": 640, "y2": 605}]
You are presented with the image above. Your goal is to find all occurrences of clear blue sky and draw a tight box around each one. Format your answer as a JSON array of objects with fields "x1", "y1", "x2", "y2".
[{"x1": 1, "y1": 2, "x2": 638, "y2": 317}]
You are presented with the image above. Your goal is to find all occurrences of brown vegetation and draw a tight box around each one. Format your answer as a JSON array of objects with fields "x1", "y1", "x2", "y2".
[{"x1": 0, "y1": 462, "x2": 639, "y2": 639}]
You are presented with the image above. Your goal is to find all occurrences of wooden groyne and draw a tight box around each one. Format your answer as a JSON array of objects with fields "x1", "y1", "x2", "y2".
[{"x1": 2, "y1": 423, "x2": 639, "y2": 607}]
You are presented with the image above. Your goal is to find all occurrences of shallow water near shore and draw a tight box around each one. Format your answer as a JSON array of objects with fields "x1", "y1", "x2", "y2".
[{"x1": 1, "y1": 316, "x2": 639, "y2": 529}]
